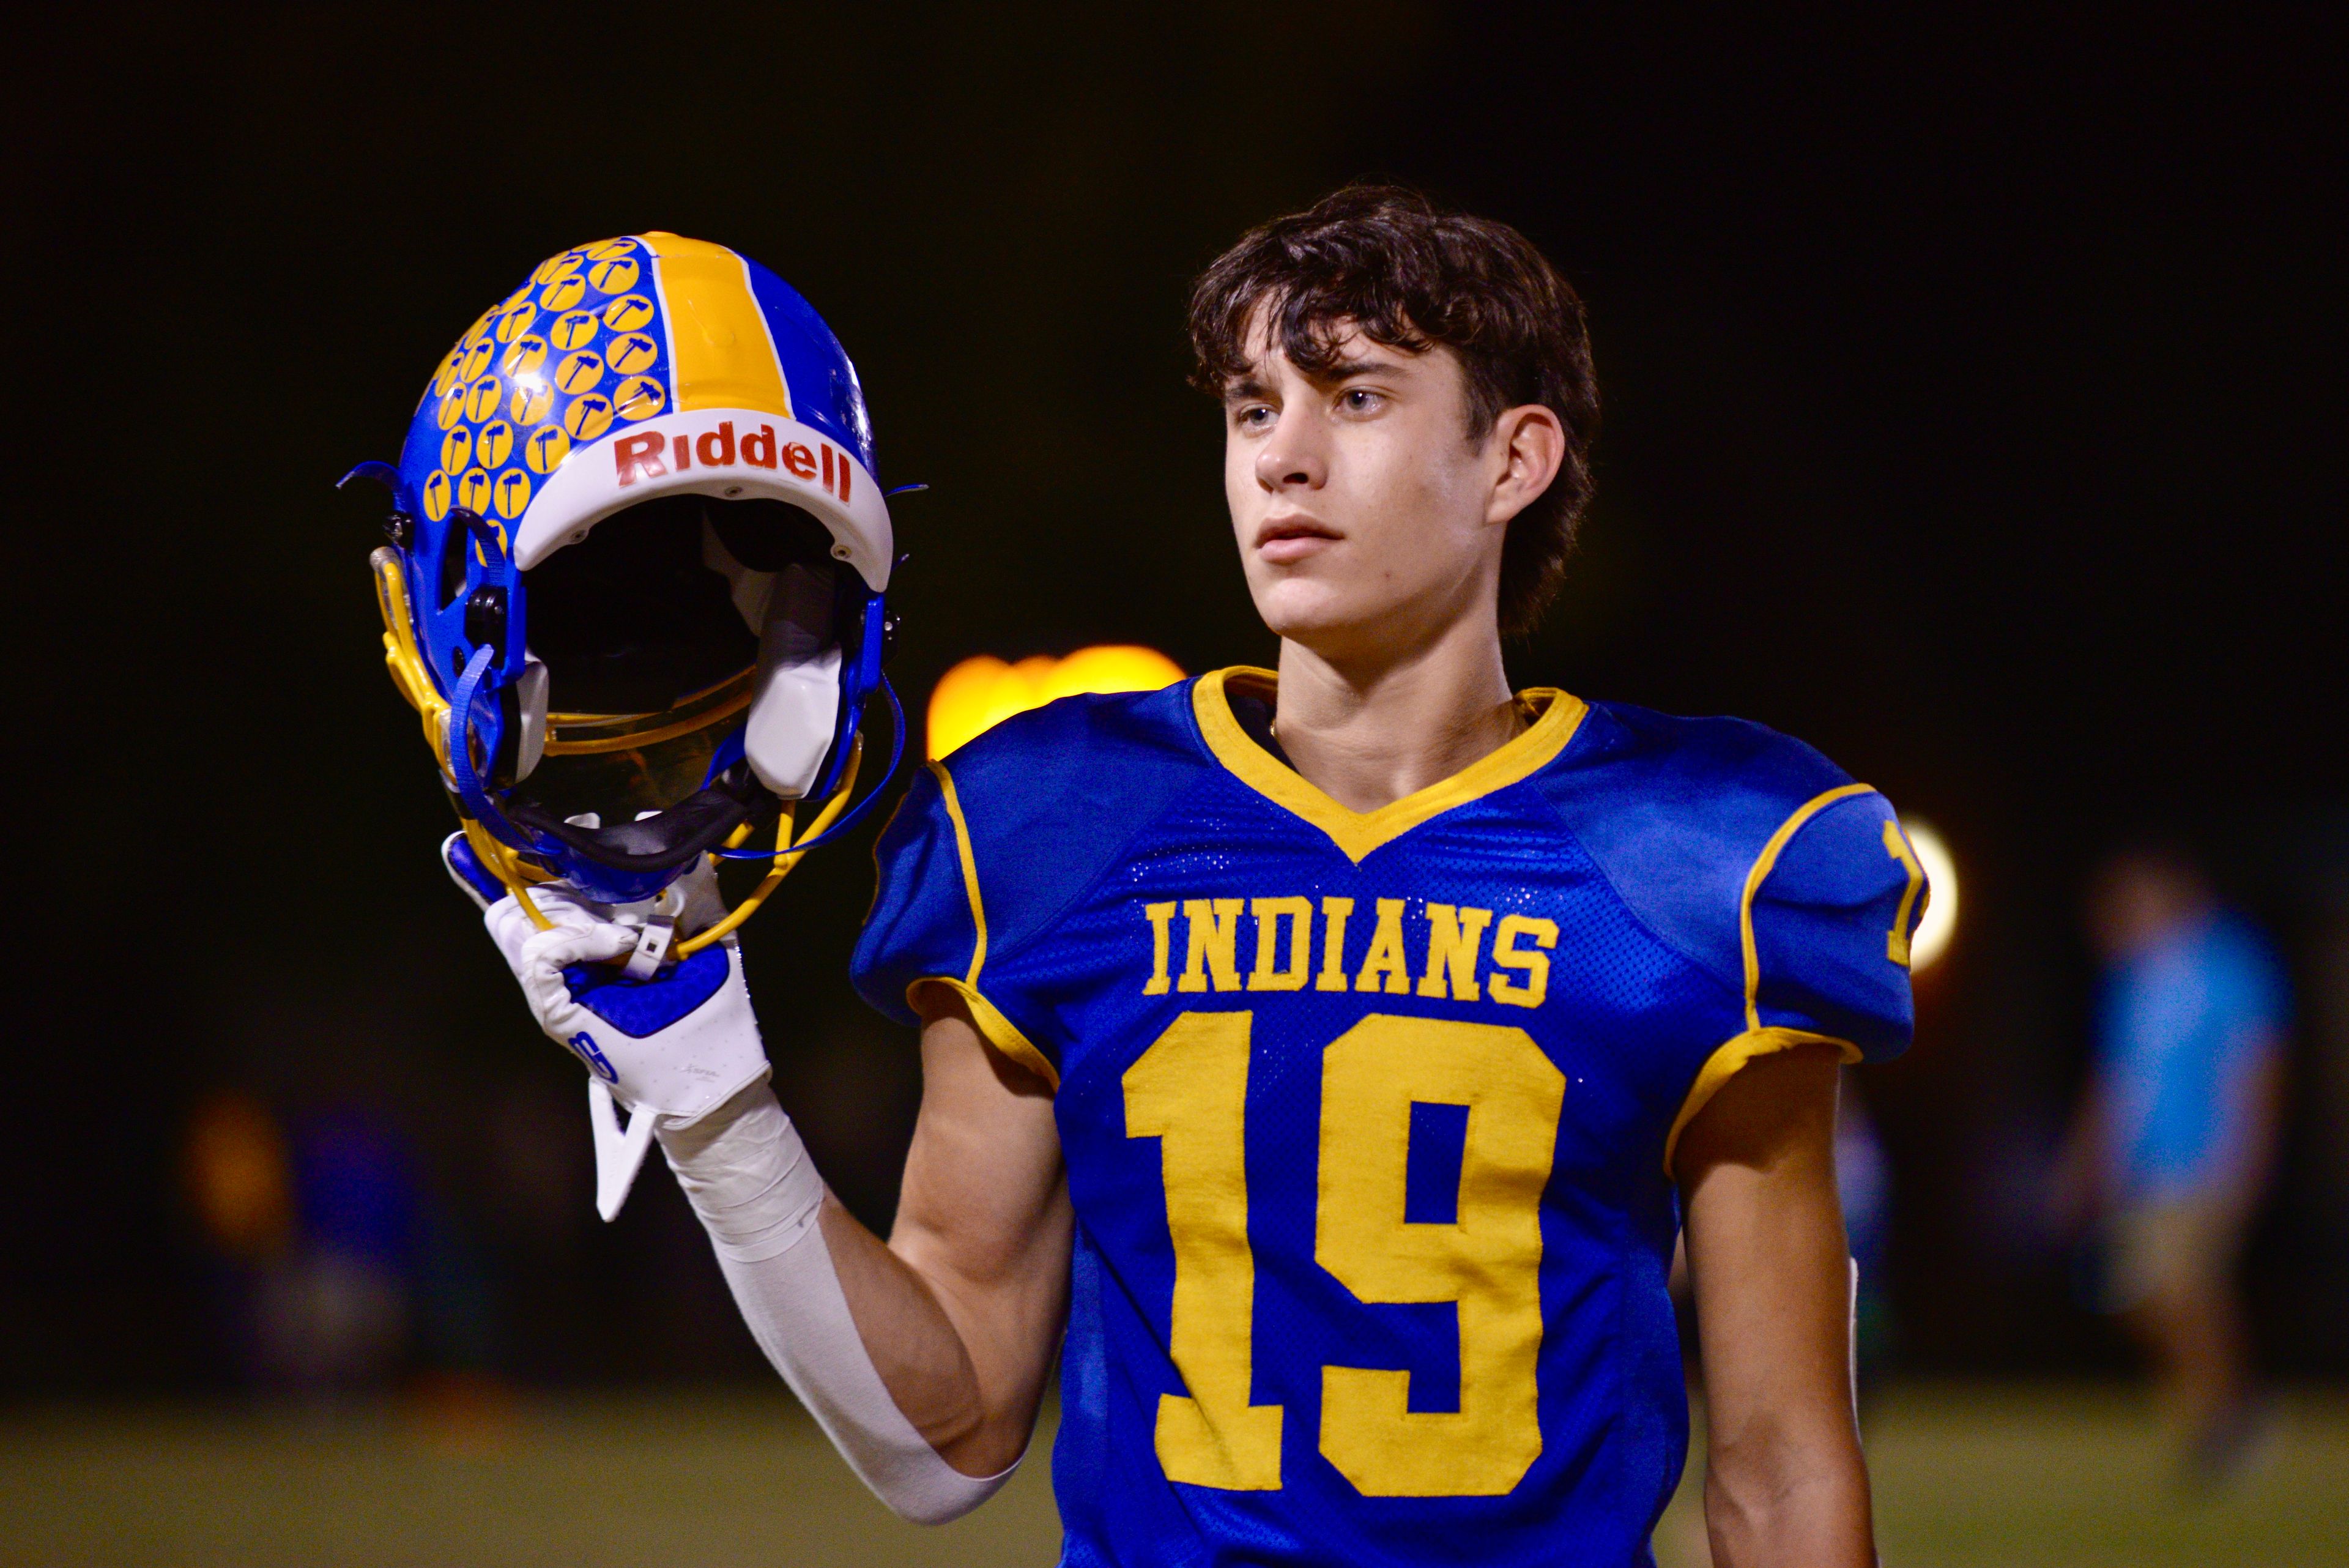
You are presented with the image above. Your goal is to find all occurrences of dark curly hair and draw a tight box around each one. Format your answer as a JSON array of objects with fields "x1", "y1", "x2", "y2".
[{"x1": 1188, "y1": 185, "x2": 1599, "y2": 639}]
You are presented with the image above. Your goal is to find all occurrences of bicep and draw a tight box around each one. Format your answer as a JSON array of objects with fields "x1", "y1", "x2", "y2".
[
  {"x1": 889, "y1": 995, "x2": 1071, "y2": 1375},
  {"x1": 1675, "y1": 1045, "x2": 1857, "y2": 1458}
]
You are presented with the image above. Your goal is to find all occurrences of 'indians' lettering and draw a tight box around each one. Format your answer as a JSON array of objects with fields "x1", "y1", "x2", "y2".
[{"x1": 1140, "y1": 896, "x2": 1556, "y2": 1009}]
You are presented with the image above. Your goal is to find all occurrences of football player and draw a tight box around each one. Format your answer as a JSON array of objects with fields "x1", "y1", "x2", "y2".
[{"x1": 484, "y1": 189, "x2": 1921, "y2": 1564}]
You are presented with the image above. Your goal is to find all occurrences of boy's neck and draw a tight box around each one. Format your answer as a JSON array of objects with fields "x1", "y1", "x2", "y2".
[{"x1": 1271, "y1": 614, "x2": 1523, "y2": 814}]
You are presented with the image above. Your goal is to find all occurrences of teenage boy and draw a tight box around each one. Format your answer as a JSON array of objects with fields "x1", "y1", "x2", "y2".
[{"x1": 490, "y1": 186, "x2": 1919, "y2": 1567}]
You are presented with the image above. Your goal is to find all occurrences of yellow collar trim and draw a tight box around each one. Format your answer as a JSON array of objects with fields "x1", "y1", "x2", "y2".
[{"x1": 1192, "y1": 667, "x2": 1587, "y2": 863}]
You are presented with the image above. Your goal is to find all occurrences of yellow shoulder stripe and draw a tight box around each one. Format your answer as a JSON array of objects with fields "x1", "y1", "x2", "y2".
[
  {"x1": 907, "y1": 977, "x2": 1059, "y2": 1091},
  {"x1": 1737, "y1": 782, "x2": 1875, "y2": 1033},
  {"x1": 915, "y1": 759, "x2": 1056, "y2": 1089},
  {"x1": 927, "y1": 758, "x2": 986, "y2": 986}
]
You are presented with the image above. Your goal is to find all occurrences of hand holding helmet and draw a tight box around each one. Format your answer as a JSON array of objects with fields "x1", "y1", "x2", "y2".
[
  {"x1": 446, "y1": 833, "x2": 771, "y2": 1217},
  {"x1": 444, "y1": 836, "x2": 763, "y2": 1115}
]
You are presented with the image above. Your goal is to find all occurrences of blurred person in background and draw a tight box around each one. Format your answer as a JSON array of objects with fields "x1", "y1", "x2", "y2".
[
  {"x1": 262, "y1": 1105, "x2": 421, "y2": 1391},
  {"x1": 2055, "y1": 844, "x2": 2290, "y2": 1484},
  {"x1": 184, "y1": 1093, "x2": 296, "y2": 1383},
  {"x1": 184, "y1": 1096, "x2": 421, "y2": 1391}
]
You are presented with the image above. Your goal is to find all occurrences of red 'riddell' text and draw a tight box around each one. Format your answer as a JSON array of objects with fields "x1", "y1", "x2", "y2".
[{"x1": 612, "y1": 421, "x2": 853, "y2": 503}]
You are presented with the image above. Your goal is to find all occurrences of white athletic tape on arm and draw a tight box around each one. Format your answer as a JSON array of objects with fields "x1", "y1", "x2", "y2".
[{"x1": 658, "y1": 1082, "x2": 1015, "y2": 1523}]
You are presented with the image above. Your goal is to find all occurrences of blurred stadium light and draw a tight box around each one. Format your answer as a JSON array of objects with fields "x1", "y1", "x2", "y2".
[
  {"x1": 1901, "y1": 818, "x2": 1959, "y2": 972},
  {"x1": 927, "y1": 647, "x2": 1184, "y2": 758}
]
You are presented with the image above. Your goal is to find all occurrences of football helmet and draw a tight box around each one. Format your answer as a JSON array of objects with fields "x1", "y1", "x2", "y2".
[{"x1": 346, "y1": 233, "x2": 900, "y2": 923}]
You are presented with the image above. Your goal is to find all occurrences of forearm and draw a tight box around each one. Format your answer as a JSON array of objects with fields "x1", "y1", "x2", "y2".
[
  {"x1": 823, "y1": 1198, "x2": 1064, "y2": 1473},
  {"x1": 1704, "y1": 1424, "x2": 1874, "y2": 1567},
  {"x1": 852, "y1": 997, "x2": 1074, "y2": 1473},
  {"x1": 658, "y1": 1082, "x2": 1017, "y2": 1523},
  {"x1": 464, "y1": 842, "x2": 1052, "y2": 1518}
]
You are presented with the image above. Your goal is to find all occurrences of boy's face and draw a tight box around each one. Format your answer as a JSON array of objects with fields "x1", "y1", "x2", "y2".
[{"x1": 1221, "y1": 314, "x2": 1513, "y2": 663}]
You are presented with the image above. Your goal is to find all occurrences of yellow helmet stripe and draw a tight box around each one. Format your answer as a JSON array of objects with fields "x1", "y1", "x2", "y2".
[{"x1": 636, "y1": 232, "x2": 793, "y2": 418}]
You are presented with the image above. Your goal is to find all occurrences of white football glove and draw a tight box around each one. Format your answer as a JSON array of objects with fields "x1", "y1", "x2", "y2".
[{"x1": 447, "y1": 835, "x2": 771, "y2": 1217}]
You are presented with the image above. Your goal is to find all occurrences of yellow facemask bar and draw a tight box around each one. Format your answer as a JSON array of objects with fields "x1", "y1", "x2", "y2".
[
  {"x1": 369, "y1": 546, "x2": 858, "y2": 948},
  {"x1": 541, "y1": 669, "x2": 754, "y2": 756},
  {"x1": 370, "y1": 548, "x2": 557, "y2": 931},
  {"x1": 675, "y1": 730, "x2": 861, "y2": 960}
]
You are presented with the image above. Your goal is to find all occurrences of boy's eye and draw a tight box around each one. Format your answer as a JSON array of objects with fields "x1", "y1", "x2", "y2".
[
  {"x1": 1341, "y1": 388, "x2": 1382, "y2": 412},
  {"x1": 1235, "y1": 404, "x2": 1275, "y2": 429}
]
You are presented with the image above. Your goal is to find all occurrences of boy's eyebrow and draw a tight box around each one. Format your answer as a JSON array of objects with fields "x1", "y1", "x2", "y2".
[
  {"x1": 1222, "y1": 352, "x2": 1414, "y2": 403},
  {"x1": 1315, "y1": 354, "x2": 1412, "y2": 382}
]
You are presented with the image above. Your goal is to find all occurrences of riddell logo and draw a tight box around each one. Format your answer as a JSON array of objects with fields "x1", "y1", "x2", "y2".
[{"x1": 612, "y1": 420, "x2": 854, "y2": 503}]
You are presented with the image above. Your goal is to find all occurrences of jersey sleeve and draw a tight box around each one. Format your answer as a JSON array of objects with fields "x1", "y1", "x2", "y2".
[
  {"x1": 1745, "y1": 787, "x2": 1921, "y2": 1062},
  {"x1": 849, "y1": 760, "x2": 1060, "y2": 1087},
  {"x1": 850, "y1": 762, "x2": 978, "y2": 1027}
]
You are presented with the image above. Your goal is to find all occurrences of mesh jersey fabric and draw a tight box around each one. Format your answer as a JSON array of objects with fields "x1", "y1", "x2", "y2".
[{"x1": 852, "y1": 669, "x2": 1919, "y2": 1568}]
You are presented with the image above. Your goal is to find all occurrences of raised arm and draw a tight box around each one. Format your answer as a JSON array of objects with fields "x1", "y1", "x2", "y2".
[
  {"x1": 658, "y1": 989, "x2": 1069, "y2": 1519},
  {"x1": 464, "y1": 833, "x2": 1071, "y2": 1525},
  {"x1": 1676, "y1": 1044, "x2": 1874, "y2": 1568},
  {"x1": 819, "y1": 990, "x2": 1072, "y2": 1474}
]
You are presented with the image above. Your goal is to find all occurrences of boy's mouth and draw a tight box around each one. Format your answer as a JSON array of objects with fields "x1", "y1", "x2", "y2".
[{"x1": 1256, "y1": 514, "x2": 1340, "y2": 564}]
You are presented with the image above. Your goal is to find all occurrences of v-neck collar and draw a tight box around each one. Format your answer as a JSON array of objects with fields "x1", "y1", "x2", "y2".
[{"x1": 1190, "y1": 666, "x2": 1588, "y2": 863}]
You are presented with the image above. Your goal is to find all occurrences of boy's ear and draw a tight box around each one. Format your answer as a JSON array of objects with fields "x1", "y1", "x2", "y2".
[{"x1": 1487, "y1": 404, "x2": 1567, "y2": 524}]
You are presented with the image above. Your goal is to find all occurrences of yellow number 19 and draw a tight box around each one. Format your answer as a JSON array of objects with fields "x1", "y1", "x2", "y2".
[{"x1": 1123, "y1": 1011, "x2": 1564, "y2": 1498}]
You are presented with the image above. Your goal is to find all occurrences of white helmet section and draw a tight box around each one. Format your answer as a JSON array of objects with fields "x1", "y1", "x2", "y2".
[
  {"x1": 515, "y1": 406, "x2": 893, "y2": 800},
  {"x1": 515, "y1": 407, "x2": 892, "y2": 589},
  {"x1": 741, "y1": 562, "x2": 845, "y2": 801}
]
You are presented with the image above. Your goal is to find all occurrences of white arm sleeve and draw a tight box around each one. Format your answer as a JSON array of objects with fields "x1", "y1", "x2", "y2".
[{"x1": 656, "y1": 1080, "x2": 1017, "y2": 1524}]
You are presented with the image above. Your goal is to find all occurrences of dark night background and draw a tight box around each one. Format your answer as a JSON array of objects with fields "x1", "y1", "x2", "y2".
[{"x1": 6, "y1": 4, "x2": 2341, "y2": 1396}]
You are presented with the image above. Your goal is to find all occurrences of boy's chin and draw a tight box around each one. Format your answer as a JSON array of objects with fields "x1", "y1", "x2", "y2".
[{"x1": 1253, "y1": 586, "x2": 1396, "y2": 657}]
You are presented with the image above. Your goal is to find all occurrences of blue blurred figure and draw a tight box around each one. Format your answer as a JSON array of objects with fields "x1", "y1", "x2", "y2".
[
  {"x1": 2055, "y1": 845, "x2": 2290, "y2": 1485},
  {"x1": 258, "y1": 1106, "x2": 420, "y2": 1391}
]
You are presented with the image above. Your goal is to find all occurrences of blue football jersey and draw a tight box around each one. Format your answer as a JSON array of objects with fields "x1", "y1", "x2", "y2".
[{"x1": 853, "y1": 669, "x2": 1921, "y2": 1568}]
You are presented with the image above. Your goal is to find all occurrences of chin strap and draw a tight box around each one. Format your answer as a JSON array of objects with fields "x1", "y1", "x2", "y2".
[
  {"x1": 677, "y1": 674, "x2": 904, "y2": 959},
  {"x1": 446, "y1": 644, "x2": 529, "y2": 840},
  {"x1": 674, "y1": 732, "x2": 863, "y2": 960}
]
